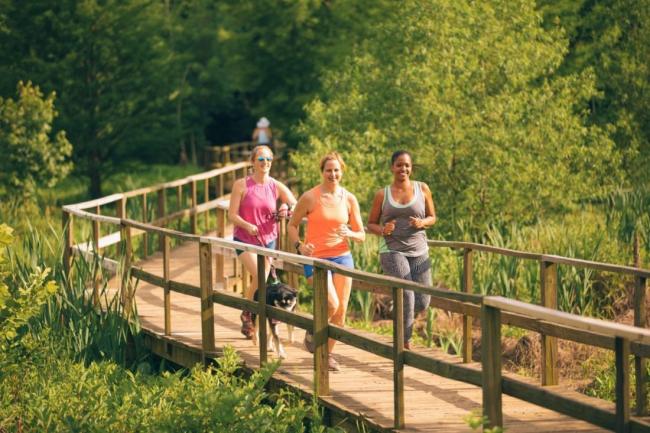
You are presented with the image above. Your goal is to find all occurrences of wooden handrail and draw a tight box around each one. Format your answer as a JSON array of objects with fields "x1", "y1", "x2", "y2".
[
  {"x1": 484, "y1": 296, "x2": 650, "y2": 344},
  {"x1": 62, "y1": 159, "x2": 650, "y2": 431}
]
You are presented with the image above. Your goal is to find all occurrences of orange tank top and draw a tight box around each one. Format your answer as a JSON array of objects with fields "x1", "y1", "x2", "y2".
[{"x1": 305, "y1": 186, "x2": 350, "y2": 258}]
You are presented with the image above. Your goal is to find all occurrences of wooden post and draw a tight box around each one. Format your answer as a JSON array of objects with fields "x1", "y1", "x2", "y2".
[
  {"x1": 92, "y1": 205, "x2": 101, "y2": 305},
  {"x1": 313, "y1": 266, "x2": 330, "y2": 396},
  {"x1": 190, "y1": 180, "x2": 197, "y2": 234},
  {"x1": 163, "y1": 234, "x2": 171, "y2": 336},
  {"x1": 142, "y1": 192, "x2": 148, "y2": 257},
  {"x1": 257, "y1": 254, "x2": 268, "y2": 366},
  {"x1": 199, "y1": 241, "x2": 215, "y2": 359},
  {"x1": 393, "y1": 286, "x2": 405, "y2": 429},
  {"x1": 215, "y1": 208, "x2": 226, "y2": 290},
  {"x1": 62, "y1": 210, "x2": 73, "y2": 276},
  {"x1": 216, "y1": 173, "x2": 224, "y2": 198},
  {"x1": 540, "y1": 260, "x2": 559, "y2": 386},
  {"x1": 117, "y1": 198, "x2": 134, "y2": 317},
  {"x1": 615, "y1": 336, "x2": 630, "y2": 433},
  {"x1": 481, "y1": 302, "x2": 503, "y2": 430},
  {"x1": 176, "y1": 185, "x2": 183, "y2": 231},
  {"x1": 462, "y1": 248, "x2": 473, "y2": 363},
  {"x1": 157, "y1": 189, "x2": 166, "y2": 252},
  {"x1": 634, "y1": 276, "x2": 647, "y2": 416},
  {"x1": 203, "y1": 178, "x2": 210, "y2": 232}
]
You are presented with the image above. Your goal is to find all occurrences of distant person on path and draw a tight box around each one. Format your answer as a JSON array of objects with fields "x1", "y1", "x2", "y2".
[
  {"x1": 229, "y1": 145, "x2": 297, "y2": 339},
  {"x1": 252, "y1": 117, "x2": 272, "y2": 146},
  {"x1": 288, "y1": 151, "x2": 365, "y2": 371},
  {"x1": 367, "y1": 150, "x2": 436, "y2": 350}
]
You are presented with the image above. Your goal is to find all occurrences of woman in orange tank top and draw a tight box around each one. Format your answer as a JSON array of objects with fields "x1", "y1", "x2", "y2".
[{"x1": 288, "y1": 152, "x2": 365, "y2": 371}]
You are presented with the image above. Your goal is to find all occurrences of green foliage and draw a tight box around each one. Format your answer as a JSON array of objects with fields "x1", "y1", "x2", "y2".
[
  {"x1": 464, "y1": 409, "x2": 505, "y2": 433},
  {"x1": 0, "y1": 0, "x2": 176, "y2": 197},
  {"x1": 431, "y1": 209, "x2": 629, "y2": 318},
  {"x1": 0, "y1": 345, "x2": 337, "y2": 433},
  {"x1": 0, "y1": 224, "x2": 57, "y2": 352},
  {"x1": 0, "y1": 81, "x2": 72, "y2": 201},
  {"x1": 295, "y1": 0, "x2": 622, "y2": 232}
]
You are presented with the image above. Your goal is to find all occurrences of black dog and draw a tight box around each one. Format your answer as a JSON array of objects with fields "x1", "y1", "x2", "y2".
[{"x1": 251, "y1": 281, "x2": 297, "y2": 359}]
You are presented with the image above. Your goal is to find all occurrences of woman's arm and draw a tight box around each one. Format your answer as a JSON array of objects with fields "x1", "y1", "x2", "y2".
[
  {"x1": 367, "y1": 189, "x2": 392, "y2": 236},
  {"x1": 409, "y1": 182, "x2": 437, "y2": 229},
  {"x1": 274, "y1": 179, "x2": 298, "y2": 216},
  {"x1": 340, "y1": 194, "x2": 365, "y2": 242},
  {"x1": 287, "y1": 192, "x2": 314, "y2": 256},
  {"x1": 228, "y1": 179, "x2": 258, "y2": 235}
]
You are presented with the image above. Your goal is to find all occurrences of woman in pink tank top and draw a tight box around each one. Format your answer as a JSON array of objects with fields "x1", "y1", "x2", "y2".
[
  {"x1": 229, "y1": 145, "x2": 297, "y2": 339},
  {"x1": 288, "y1": 152, "x2": 365, "y2": 371}
]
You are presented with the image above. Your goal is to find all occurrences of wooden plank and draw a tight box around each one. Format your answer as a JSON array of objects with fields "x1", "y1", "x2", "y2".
[
  {"x1": 190, "y1": 180, "x2": 197, "y2": 234},
  {"x1": 199, "y1": 241, "x2": 215, "y2": 356},
  {"x1": 258, "y1": 254, "x2": 268, "y2": 366},
  {"x1": 635, "y1": 276, "x2": 648, "y2": 416},
  {"x1": 176, "y1": 185, "x2": 183, "y2": 231},
  {"x1": 314, "y1": 266, "x2": 329, "y2": 396},
  {"x1": 462, "y1": 248, "x2": 473, "y2": 363},
  {"x1": 616, "y1": 337, "x2": 631, "y2": 433},
  {"x1": 541, "y1": 260, "x2": 559, "y2": 386},
  {"x1": 142, "y1": 192, "x2": 148, "y2": 257},
  {"x1": 215, "y1": 208, "x2": 226, "y2": 288},
  {"x1": 169, "y1": 280, "x2": 201, "y2": 298},
  {"x1": 203, "y1": 178, "x2": 210, "y2": 232},
  {"x1": 64, "y1": 193, "x2": 124, "y2": 211},
  {"x1": 482, "y1": 303, "x2": 503, "y2": 429},
  {"x1": 501, "y1": 376, "x2": 616, "y2": 430},
  {"x1": 157, "y1": 189, "x2": 166, "y2": 252},
  {"x1": 403, "y1": 350, "x2": 482, "y2": 386},
  {"x1": 212, "y1": 288, "x2": 257, "y2": 312},
  {"x1": 163, "y1": 234, "x2": 171, "y2": 336},
  {"x1": 326, "y1": 327, "x2": 391, "y2": 360},
  {"x1": 428, "y1": 240, "x2": 543, "y2": 260},
  {"x1": 484, "y1": 296, "x2": 650, "y2": 344},
  {"x1": 393, "y1": 286, "x2": 405, "y2": 429},
  {"x1": 542, "y1": 254, "x2": 650, "y2": 279}
]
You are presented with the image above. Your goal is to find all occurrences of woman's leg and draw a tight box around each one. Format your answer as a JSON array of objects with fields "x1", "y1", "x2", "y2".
[
  {"x1": 328, "y1": 273, "x2": 352, "y2": 352},
  {"x1": 238, "y1": 251, "x2": 271, "y2": 300},
  {"x1": 408, "y1": 254, "x2": 432, "y2": 316},
  {"x1": 380, "y1": 252, "x2": 418, "y2": 344}
]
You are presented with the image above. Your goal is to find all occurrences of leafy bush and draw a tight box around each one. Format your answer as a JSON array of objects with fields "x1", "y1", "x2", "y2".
[
  {"x1": 0, "y1": 81, "x2": 72, "y2": 201},
  {"x1": 0, "y1": 345, "x2": 337, "y2": 433}
]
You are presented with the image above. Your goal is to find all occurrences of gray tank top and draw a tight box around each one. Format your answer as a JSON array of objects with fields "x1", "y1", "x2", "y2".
[{"x1": 379, "y1": 182, "x2": 428, "y2": 257}]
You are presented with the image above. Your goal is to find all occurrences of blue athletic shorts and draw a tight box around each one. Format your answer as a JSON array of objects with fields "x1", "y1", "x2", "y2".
[
  {"x1": 233, "y1": 236, "x2": 276, "y2": 256},
  {"x1": 303, "y1": 253, "x2": 354, "y2": 278}
]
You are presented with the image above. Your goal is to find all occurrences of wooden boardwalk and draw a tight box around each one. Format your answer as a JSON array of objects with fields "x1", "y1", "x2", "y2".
[{"x1": 109, "y1": 235, "x2": 611, "y2": 433}]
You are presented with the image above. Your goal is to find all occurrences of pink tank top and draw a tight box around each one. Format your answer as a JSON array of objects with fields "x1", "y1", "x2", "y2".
[{"x1": 233, "y1": 176, "x2": 278, "y2": 246}]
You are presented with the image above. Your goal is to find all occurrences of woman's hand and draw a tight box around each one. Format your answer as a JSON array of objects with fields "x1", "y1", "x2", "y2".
[
  {"x1": 337, "y1": 224, "x2": 351, "y2": 239},
  {"x1": 245, "y1": 224, "x2": 259, "y2": 236},
  {"x1": 382, "y1": 219, "x2": 397, "y2": 236},
  {"x1": 277, "y1": 203, "x2": 289, "y2": 218},
  {"x1": 299, "y1": 242, "x2": 315, "y2": 256},
  {"x1": 409, "y1": 216, "x2": 426, "y2": 229}
]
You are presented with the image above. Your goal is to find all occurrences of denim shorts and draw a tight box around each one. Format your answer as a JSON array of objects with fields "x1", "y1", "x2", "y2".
[
  {"x1": 303, "y1": 253, "x2": 354, "y2": 278},
  {"x1": 233, "y1": 236, "x2": 277, "y2": 256}
]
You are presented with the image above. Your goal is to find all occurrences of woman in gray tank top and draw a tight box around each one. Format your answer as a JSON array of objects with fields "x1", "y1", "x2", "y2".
[{"x1": 367, "y1": 150, "x2": 437, "y2": 349}]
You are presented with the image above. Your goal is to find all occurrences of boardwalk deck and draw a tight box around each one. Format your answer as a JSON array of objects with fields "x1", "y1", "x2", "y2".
[{"x1": 109, "y1": 234, "x2": 610, "y2": 433}]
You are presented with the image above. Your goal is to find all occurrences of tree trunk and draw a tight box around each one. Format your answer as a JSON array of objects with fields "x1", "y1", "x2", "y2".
[{"x1": 89, "y1": 154, "x2": 102, "y2": 198}]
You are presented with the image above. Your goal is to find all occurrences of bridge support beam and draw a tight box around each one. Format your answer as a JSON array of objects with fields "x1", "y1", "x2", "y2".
[
  {"x1": 313, "y1": 266, "x2": 330, "y2": 397},
  {"x1": 540, "y1": 261, "x2": 559, "y2": 386},
  {"x1": 481, "y1": 303, "x2": 502, "y2": 430},
  {"x1": 634, "y1": 276, "x2": 647, "y2": 416}
]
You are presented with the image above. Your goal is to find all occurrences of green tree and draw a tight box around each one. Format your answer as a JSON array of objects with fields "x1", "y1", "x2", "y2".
[
  {"x1": 0, "y1": 0, "x2": 176, "y2": 197},
  {"x1": 0, "y1": 81, "x2": 72, "y2": 201},
  {"x1": 539, "y1": 0, "x2": 650, "y2": 185},
  {"x1": 295, "y1": 0, "x2": 622, "y2": 234}
]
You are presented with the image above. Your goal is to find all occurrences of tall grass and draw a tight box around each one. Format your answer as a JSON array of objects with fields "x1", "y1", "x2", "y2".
[{"x1": 431, "y1": 209, "x2": 630, "y2": 318}]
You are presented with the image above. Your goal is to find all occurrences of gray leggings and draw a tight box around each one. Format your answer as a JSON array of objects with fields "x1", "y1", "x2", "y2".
[{"x1": 380, "y1": 252, "x2": 432, "y2": 343}]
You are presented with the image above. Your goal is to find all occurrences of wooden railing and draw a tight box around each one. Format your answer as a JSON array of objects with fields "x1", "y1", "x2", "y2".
[
  {"x1": 428, "y1": 240, "x2": 650, "y2": 419},
  {"x1": 62, "y1": 163, "x2": 650, "y2": 432}
]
